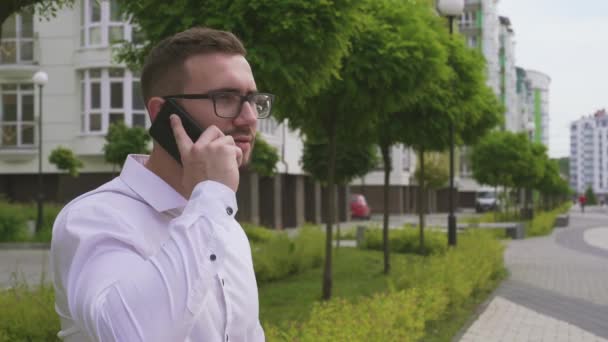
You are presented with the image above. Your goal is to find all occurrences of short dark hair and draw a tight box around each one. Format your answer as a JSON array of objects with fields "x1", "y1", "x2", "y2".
[{"x1": 140, "y1": 27, "x2": 246, "y2": 105}]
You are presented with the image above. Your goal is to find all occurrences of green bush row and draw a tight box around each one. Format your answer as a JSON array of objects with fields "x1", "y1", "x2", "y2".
[
  {"x1": 265, "y1": 230, "x2": 505, "y2": 341},
  {"x1": 0, "y1": 201, "x2": 62, "y2": 243},
  {"x1": 526, "y1": 202, "x2": 571, "y2": 237},
  {"x1": 247, "y1": 224, "x2": 325, "y2": 283},
  {"x1": 360, "y1": 226, "x2": 447, "y2": 255}
]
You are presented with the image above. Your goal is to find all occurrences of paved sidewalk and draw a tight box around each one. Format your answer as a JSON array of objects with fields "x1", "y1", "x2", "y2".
[{"x1": 458, "y1": 207, "x2": 608, "y2": 342}]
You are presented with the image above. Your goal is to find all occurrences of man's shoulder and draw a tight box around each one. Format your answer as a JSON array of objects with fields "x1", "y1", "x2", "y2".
[{"x1": 53, "y1": 177, "x2": 148, "y2": 233}]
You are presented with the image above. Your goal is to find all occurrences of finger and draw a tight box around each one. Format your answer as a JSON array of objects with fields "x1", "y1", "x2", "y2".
[
  {"x1": 170, "y1": 115, "x2": 193, "y2": 156},
  {"x1": 234, "y1": 145, "x2": 243, "y2": 166},
  {"x1": 195, "y1": 125, "x2": 224, "y2": 147}
]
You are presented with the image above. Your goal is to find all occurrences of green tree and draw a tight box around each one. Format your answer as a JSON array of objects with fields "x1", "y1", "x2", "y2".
[
  {"x1": 585, "y1": 186, "x2": 597, "y2": 205},
  {"x1": 414, "y1": 152, "x2": 449, "y2": 191},
  {"x1": 395, "y1": 23, "x2": 503, "y2": 249},
  {"x1": 301, "y1": 132, "x2": 378, "y2": 248},
  {"x1": 103, "y1": 122, "x2": 150, "y2": 171},
  {"x1": 49, "y1": 146, "x2": 83, "y2": 177},
  {"x1": 299, "y1": 0, "x2": 447, "y2": 288},
  {"x1": 250, "y1": 133, "x2": 279, "y2": 177},
  {"x1": 556, "y1": 157, "x2": 569, "y2": 179}
]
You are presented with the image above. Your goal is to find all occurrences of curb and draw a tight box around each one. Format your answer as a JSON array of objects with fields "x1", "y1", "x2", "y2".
[{"x1": 0, "y1": 242, "x2": 50, "y2": 250}]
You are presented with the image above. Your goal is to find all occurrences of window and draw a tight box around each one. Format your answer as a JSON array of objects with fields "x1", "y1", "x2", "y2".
[
  {"x1": 460, "y1": 12, "x2": 476, "y2": 28},
  {"x1": 0, "y1": 11, "x2": 34, "y2": 64},
  {"x1": 80, "y1": 0, "x2": 144, "y2": 47},
  {"x1": 0, "y1": 84, "x2": 35, "y2": 148},
  {"x1": 402, "y1": 146, "x2": 411, "y2": 171},
  {"x1": 80, "y1": 68, "x2": 146, "y2": 134},
  {"x1": 467, "y1": 35, "x2": 478, "y2": 48}
]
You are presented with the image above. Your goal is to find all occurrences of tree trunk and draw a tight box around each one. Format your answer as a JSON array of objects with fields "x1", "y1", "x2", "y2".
[
  {"x1": 381, "y1": 142, "x2": 391, "y2": 274},
  {"x1": 322, "y1": 119, "x2": 337, "y2": 301},
  {"x1": 335, "y1": 185, "x2": 340, "y2": 249},
  {"x1": 418, "y1": 149, "x2": 425, "y2": 251}
]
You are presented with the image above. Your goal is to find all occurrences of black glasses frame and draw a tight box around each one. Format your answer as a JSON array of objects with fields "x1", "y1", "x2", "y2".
[{"x1": 163, "y1": 91, "x2": 275, "y2": 119}]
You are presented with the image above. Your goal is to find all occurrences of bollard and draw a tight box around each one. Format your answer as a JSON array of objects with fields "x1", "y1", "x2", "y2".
[{"x1": 356, "y1": 225, "x2": 366, "y2": 247}]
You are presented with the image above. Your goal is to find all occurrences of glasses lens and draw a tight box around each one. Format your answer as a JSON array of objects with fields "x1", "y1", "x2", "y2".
[
  {"x1": 213, "y1": 92, "x2": 241, "y2": 118},
  {"x1": 253, "y1": 94, "x2": 272, "y2": 118}
]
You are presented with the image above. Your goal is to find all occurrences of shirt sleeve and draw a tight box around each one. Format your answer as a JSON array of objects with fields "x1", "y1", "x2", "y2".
[{"x1": 54, "y1": 181, "x2": 237, "y2": 342}]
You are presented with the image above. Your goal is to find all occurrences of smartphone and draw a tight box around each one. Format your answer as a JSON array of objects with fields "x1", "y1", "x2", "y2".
[{"x1": 149, "y1": 98, "x2": 205, "y2": 165}]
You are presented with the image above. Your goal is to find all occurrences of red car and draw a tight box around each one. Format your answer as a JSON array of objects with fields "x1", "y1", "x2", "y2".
[{"x1": 350, "y1": 193, "x2": 371, "y2": 220}]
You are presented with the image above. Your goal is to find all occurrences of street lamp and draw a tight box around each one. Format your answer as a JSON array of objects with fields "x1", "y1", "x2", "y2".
[
  {"x1": 437, "y1": 0, "x2": 464, "y2": 247},
  {"x1": 32, "y1": 70, "x2": 48, "y2": 233}
]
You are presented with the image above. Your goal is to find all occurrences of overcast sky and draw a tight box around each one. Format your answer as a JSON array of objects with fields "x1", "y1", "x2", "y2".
[{"x1": 497, "y1": 0, "x2": 608, "y2": 158}]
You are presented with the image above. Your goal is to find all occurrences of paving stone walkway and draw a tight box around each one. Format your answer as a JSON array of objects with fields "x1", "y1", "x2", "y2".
[{"x1": 458, "y1": 206, "x2": 608, "y2": 342}]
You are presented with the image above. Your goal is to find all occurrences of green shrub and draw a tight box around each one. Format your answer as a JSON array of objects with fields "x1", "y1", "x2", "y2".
[
  {"x1": 360, "y1": 227, "x2": 447, "y2": 255},
  {"x1": 0, "y1": 203, "x2": 29, "y2": 242},
  {"x1": 265, "y1": 230, "x2": 505, "y2": 341},
  {"x1": 244, "y1": 224, "x2": 325, "y2": 283},
  {"x1": 289, "y1": 225, "x2": 324, "y2": 274},
  {"x1": 242, "y1": 223, "x2": 277, "y2": 243},
  {"x1": 527, "y1": 202, "x2": 571, "y2": 237},
  {"x1": 266, "y1": 287, "x2": 448, "y2": 342},
  {"x1": 0, "y1": 279, "x2": 60, "y2": 342}
]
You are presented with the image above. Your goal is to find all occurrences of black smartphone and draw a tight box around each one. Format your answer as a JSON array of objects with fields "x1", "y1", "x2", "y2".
[{"x1": 149, "y1": 98, "x2": 205, "y2": 165}]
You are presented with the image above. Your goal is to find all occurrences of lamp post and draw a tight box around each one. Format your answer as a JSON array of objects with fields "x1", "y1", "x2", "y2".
[
  {"x1": 437, "y1": 0, "x2": 464, "y2": 247},
  {"x1": 32, "y1": 70, "x2": 48, "y2": 233}
]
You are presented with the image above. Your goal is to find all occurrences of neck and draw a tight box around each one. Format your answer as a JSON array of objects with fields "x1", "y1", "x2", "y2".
[{"x1": 145, "y1": 145, "x2": 188, "y2": 199}]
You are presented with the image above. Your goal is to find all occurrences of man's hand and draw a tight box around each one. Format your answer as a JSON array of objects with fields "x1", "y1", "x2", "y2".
[{"x1": 170, "y1": 114, "x2": 243, "y2": 195}]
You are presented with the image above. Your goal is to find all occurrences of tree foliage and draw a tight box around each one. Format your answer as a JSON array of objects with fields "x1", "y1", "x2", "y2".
[
  {"x1": 103, "y1": 122, "x2": 150, "y2": 169},
  {"x1": 250, "y1": 133, "x2": 279, "y2": 177},
  {"x1": 301, "y1": 135, "x2": 378, "y2": 186},
  {"x1": 117, "y1": 0, "x2": 362, "y2": 118},
  {"x1": 414, "y1": 152, "x2": 449, "y2": 190},
  {"x1": 49, "y1": 146, "x2": 83, "y2": 177}
]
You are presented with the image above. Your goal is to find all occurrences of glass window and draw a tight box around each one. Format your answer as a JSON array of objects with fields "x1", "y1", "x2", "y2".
[
  {"x1": 22, "y1": 95, "x2": 34, "y2": 121},
  {"x1": 0, "y1": 84, "x2": 35, "y2": 148},
  {"x1": 133, "y1": 113, "x2": 146, "y2": 128},
  {"x1": 81, "y1": 68, "x2": 146, "y2": 134},
  {"x1": 20, "y1": 12, "x2": 34, "y2": 38},
  {"x1": 110, "y1": 82, "x2": 123, "y2": 108},
  {"x1": 90, "y1": 113, "x2": 102, "y2": 131},
  {"x1": 1, "y1": 16, "x2": 16, "y2": 38},
  {"x1": 132, "y1": 82, "x2": 144, "y2": 110},
  {"x1": 91, "y1": 83, "x2": 101, "y2": 108},
  {"x1": 81, "y1": 0, "x2": 137, "y2": 47}
]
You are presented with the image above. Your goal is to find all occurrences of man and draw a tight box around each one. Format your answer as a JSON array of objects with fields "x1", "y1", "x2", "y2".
[
  {"x1": 50, "y1": 27, "x2": 272, "y2": 341},
  {"x1": 579, "y1": 194, "x2": 586, "y2": 213}
]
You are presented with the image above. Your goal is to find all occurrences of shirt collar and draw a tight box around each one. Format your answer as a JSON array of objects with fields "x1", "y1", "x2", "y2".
[{"x1": 119, "y1": 154, "x2": 187, "y2": 214}]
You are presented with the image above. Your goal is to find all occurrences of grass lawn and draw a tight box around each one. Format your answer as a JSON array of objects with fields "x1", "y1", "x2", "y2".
[{"x1": 259, "y1": 247, "x2": 502, "y2": 340}]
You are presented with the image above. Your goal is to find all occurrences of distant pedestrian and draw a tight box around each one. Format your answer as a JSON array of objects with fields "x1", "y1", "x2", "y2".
[{"x1": 579, "y1": 194, "x2": 587, "y2": 213}]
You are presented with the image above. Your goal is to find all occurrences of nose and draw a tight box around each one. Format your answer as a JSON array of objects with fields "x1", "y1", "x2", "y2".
[{"x1": 234, "y1": 100, "x2": 258, "y2": 126}]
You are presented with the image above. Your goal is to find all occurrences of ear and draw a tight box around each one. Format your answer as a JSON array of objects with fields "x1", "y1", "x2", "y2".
[{"x1": 147, "y1": 97, "x2": 165, "y2": 123}]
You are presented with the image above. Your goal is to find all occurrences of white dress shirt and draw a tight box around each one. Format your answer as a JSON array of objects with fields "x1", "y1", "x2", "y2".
[{"x1": 50, "y1": 155, "x2": 264, "y2": 342}]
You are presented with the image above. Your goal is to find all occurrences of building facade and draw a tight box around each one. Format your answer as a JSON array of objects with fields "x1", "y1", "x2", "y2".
[
  {"x1": 525, "y1": 70, "x2": 551, "y2": 146},
  {"x1": 570, "y1": 109, "x2": 608, "y2": 199}
]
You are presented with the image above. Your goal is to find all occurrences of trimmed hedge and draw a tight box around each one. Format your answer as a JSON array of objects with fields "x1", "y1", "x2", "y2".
[
  {"x1": 265, "y1": 230, "x2": 505, "y2": 340},
  {"x1": 246, "y1": 224, "x2": 325, "y2": 283},
  {"x1": 526, "y1": 202, "x2": 571, "y2": 237},
  {"x1": 0, "y1": 201, "x2": 62, "y2": 242},
  {"x1": 360, "y1": 226, "x2": 448, "y2": 255}
]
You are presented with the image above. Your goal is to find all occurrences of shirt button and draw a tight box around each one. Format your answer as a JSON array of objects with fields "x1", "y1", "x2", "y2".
[
  {"x1": 210, "y1": 254, "x2": 217, "y2": 261},
  {"x1": 226, "y1": 206, "x2": 233, "y2": 215}
]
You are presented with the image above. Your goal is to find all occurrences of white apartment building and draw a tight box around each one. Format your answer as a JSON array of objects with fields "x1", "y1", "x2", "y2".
[
  {"x1": 569, "y1": 109, "x2": 608, "y2": 198},
  {"x1": 499, "y1": 16, "x2": 518, "y2": 132},
  {"x1": 526, "y1": 70, "x2": 551, "y2": 146}
]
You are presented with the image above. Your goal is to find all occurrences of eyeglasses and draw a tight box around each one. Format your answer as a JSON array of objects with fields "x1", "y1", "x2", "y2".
[{"x1": 164, "y1": 91, "x2": 275, "y2": 119}]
